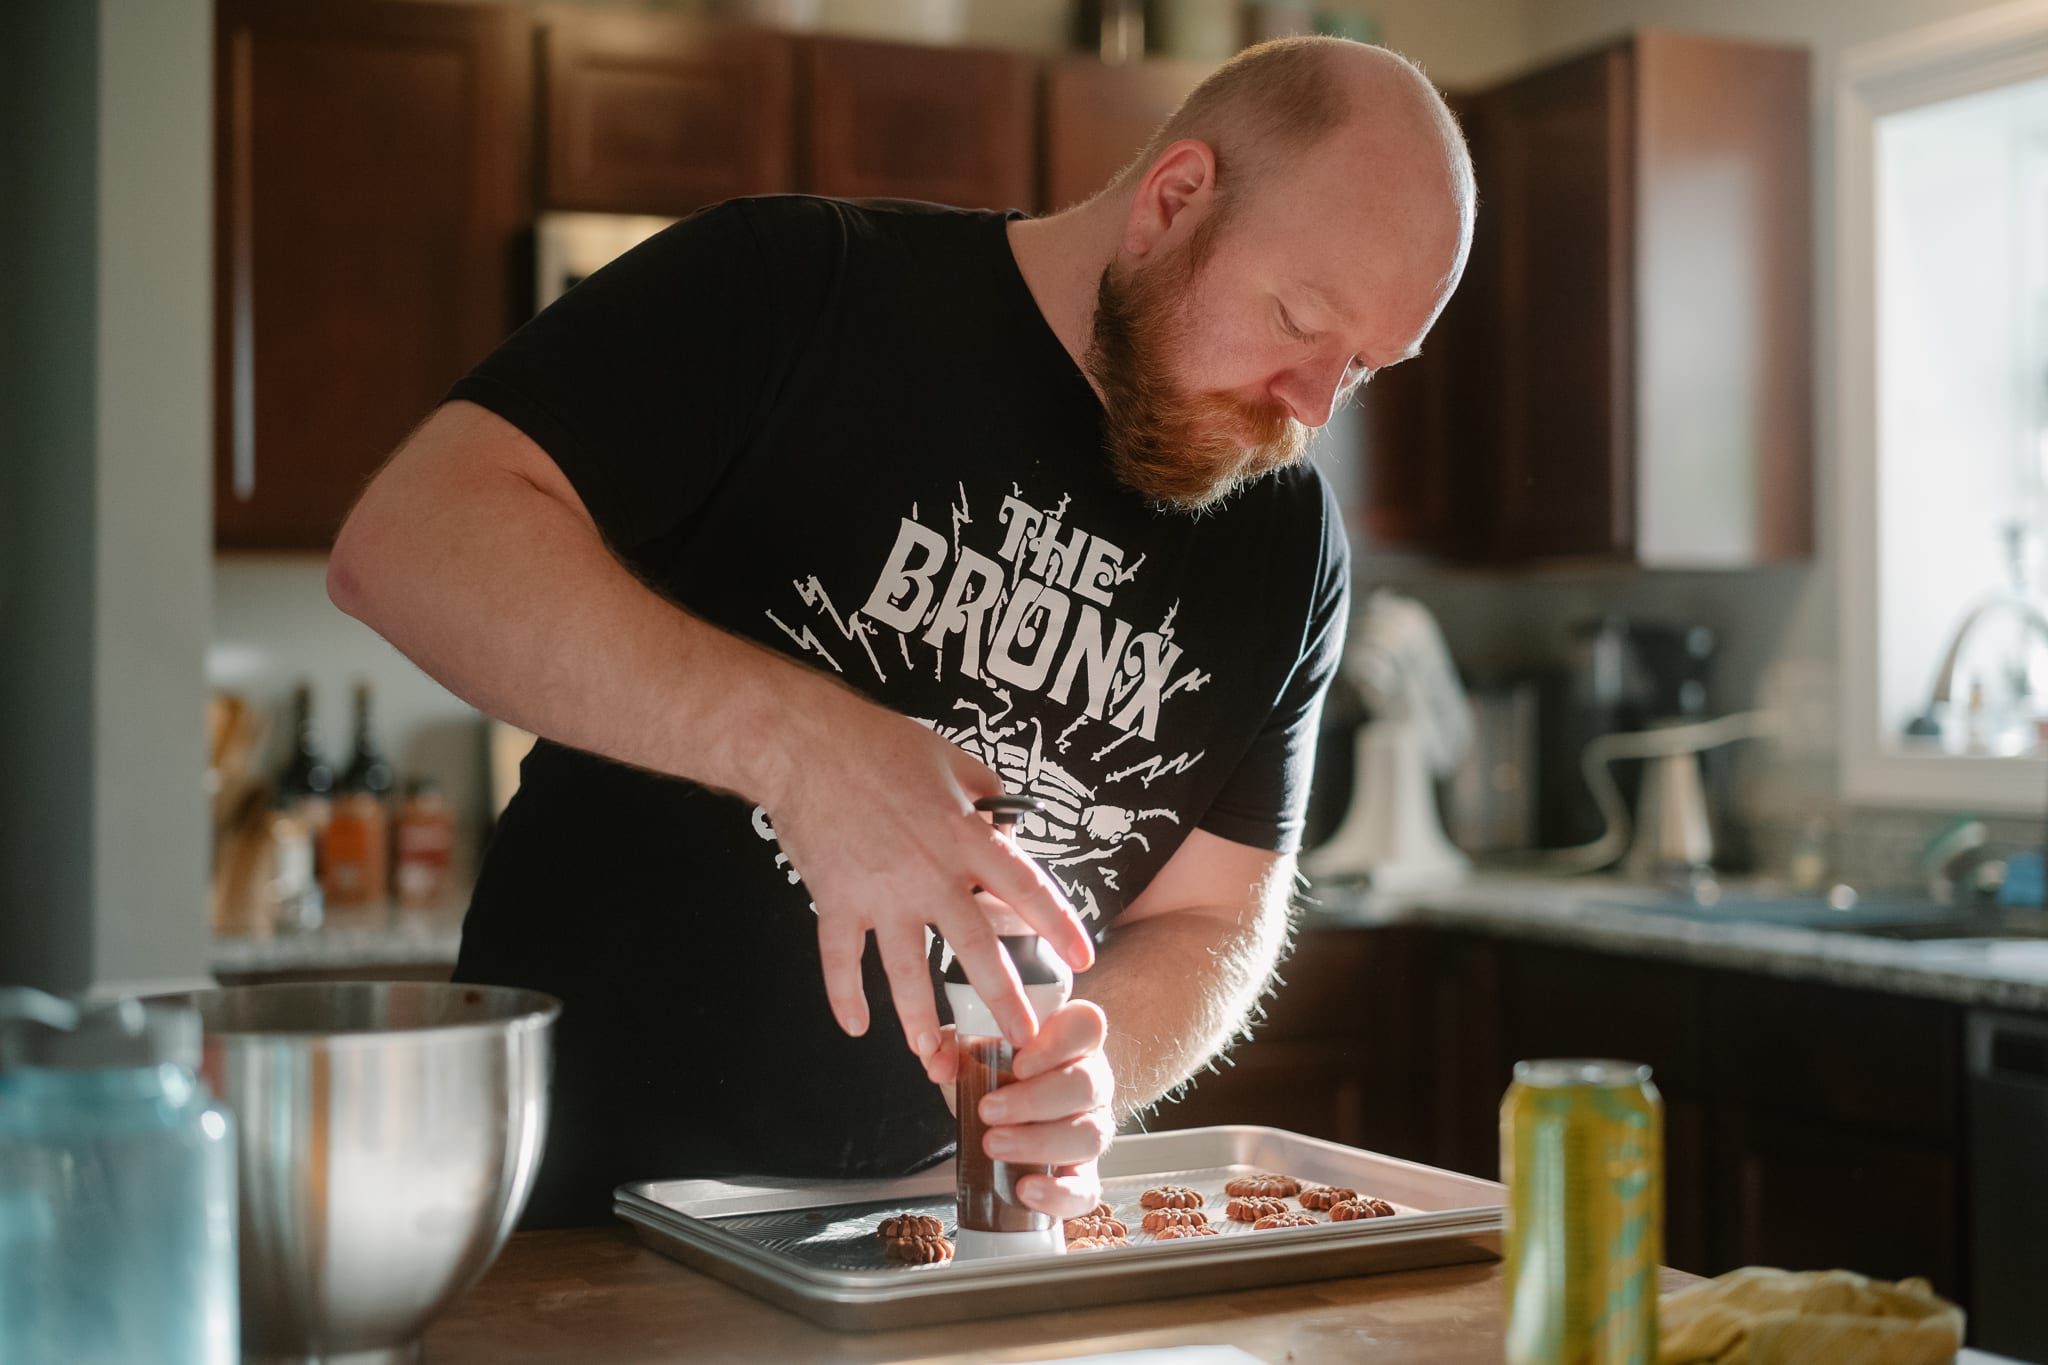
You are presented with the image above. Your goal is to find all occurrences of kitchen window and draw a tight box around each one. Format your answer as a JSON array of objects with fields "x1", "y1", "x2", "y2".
[{"x1": 1840, "y1": 0, "x2": 2048, "y2": 812}]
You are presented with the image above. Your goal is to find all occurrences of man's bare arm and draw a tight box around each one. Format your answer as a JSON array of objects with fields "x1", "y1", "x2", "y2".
[
  {"x1": 1071, "y1": 828, "x2": 1296, "y2": 1121},
  {"x1": 328, "y1": 401, "x2": 1091, "y2": 1048},
  {"x1": 332, "y1": 402, "x2": 802, "y2": 803}
]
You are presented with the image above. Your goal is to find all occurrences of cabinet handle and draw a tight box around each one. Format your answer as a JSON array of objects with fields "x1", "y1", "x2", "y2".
[
  {"x1": 1989, "y1": 1030, "x2": 2048, "y2": 1085},
  {"x1": 228, "y1": 28, "x2": 256, "y2": 501},
  {"x1": 1972, "y1": 1011, "x2": 2048, "y2": 1087}
]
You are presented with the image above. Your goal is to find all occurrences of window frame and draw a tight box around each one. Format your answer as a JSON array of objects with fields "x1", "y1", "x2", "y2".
[{"x1": 1837, "y1": 0, "x2": 2048, "y2": 812}]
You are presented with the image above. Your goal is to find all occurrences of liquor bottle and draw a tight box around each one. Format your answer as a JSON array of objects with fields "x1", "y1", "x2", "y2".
[
  {"x1": 339, "y1": 681, "x2": 395, "y2": 800},
  {"x1": 393, "y1": 778, "x2": 457, "y2": 910},
  {"x1": 275, "y1": 683, "x2": 335, "y2": 812},
  {"x1": 321, "y1": 683, "x2": 392, "y2": 908}
]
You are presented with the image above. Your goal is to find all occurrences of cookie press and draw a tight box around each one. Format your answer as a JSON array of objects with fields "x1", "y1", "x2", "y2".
[{"x1": 945, "y1": 794, "x2": 1072, "y2": 1260}]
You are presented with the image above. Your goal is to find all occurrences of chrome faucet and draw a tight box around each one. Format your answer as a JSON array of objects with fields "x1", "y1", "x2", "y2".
[{"x1": 1906, "y1": 593, "x2": 2048, "y2": 749}]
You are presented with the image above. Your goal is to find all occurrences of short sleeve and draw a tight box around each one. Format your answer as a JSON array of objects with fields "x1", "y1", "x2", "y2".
[
  {"x1": 1195, "y1": 475, "x2": 1351, "y2": 854},
  {"x1": 445, "y1": 197, "x2": 837, "y2": 552}
]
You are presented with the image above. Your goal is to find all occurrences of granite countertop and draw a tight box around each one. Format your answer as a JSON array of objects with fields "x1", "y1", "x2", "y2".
[
  {"x1": 209, "y1": 872, "x2": 2048, "y2": 1013},
  {"x1": 210, "y1": 904, "x2": 466, "y2": 973},
  {"x1": 1307, "y1": 873, "x2": 2048, "y2": 1013}
]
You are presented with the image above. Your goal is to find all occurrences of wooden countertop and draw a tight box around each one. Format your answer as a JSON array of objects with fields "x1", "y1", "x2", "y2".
[{"x1": 423, "y1": 1227, "x2": 1700, "y2": 1364}]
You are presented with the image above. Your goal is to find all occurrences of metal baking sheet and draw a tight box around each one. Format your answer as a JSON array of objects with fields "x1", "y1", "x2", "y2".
[{"x1": 614, "y1": 1124, "x2": 1504, "y2": 1331}]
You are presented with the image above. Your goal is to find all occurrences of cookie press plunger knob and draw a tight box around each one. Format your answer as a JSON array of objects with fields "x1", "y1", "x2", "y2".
[{"x1": 945, "y1": 794, "x2": 1073, "y2": 1261}]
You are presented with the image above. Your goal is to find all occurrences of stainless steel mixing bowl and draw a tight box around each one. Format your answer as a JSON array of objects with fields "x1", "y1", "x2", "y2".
[{"x1": 182, "y1": 982, "x2": 559, "y2": 1365}]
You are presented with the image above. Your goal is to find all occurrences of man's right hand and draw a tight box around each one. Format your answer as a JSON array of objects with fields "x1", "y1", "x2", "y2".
[{"x1": 760, "y1": 685, "x2": 1095, "y2": 1056}]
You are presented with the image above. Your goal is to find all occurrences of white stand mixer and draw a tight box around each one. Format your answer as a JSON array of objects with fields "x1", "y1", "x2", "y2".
[{"x1": 1305, "y1": 591, "x2": 1472, "y2": 894}]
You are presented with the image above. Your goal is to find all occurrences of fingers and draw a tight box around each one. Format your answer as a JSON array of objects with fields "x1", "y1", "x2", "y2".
[
  {"x1": 1012, "y1": 999, "x2": 1107, "y2": 1081},
  {"x1": 815, "y1": 911, "x2": 870, "y2": 1038},
  {"x1": 873, "y1": 919, "x2": 942, "y2": 1058},
  {"x1": 921, "y1": 1025, "x2": 961, "y2": 1090},
  {"x1": 984, "y1": 1109, "x2": 1115, "y2": 1167},
  {"x1": 980, "y1": 1053, "x2": 1114, "y2": 1125},
  {"x1": 935, "y1": 901, "x2": 1036, "y2": 1045},
  {"x1": 1014, "y1": 1167, "x2": 1102, "y2": 1220},
  {"x1": 963, "y1": 825, "x2": 1096, "y2": 974}
]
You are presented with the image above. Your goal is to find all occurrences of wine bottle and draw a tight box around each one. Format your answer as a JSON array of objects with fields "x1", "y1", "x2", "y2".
[
  {"x1": 276, "y1": 683, "x2": 334, "y2": 807},
  {"x1": 323, "y1": 682, "x2": 392, "y2": 908},
  {"x1": 340, "y1": 681, "x2": 395, "y2": 799}
]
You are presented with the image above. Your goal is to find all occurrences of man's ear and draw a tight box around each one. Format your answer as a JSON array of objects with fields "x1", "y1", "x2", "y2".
[{"x1": 1122, "y1": 138, "x2": 1219, "y2": 259}]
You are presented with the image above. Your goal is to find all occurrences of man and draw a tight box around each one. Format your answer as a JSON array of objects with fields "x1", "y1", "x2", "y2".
[{"x1": 329, "y1": 35, "x2": 1473, "y2": 1227}]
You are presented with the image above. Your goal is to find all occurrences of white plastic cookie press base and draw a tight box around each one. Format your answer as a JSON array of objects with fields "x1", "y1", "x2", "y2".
[{"x1": 953, "y1": 1226, "x2": 1066, "y2": 1261}]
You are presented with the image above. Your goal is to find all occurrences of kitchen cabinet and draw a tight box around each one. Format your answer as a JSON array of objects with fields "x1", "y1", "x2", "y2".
[
  {"x1": 215, "y1": 0, "x2": 531, "y2": 551},
  {"x1": 1713, "y1": 1106, "x2": 1961, "y2": 1296},
  {"x1": 797, "y1": 36, "x2": 1038, "y2": 210},
  {"x1": 1143, "y1": 927, "x2": 1398, "y2": 1149},
  {"x1": 1174, "y1": 927, "x2": 1969, "y2": 1292},
  {"x1": 1704, "y1": 970, "x2": 1963, "y2": 1299},
  {"x1": 1500, "y1": 943, "x2": 1711, "y2": 1272},
  {"x1": 1361, "y1": 32, "x2": 1812, "y2": 566},
  {"x1": 539, "y1": 21, "x2": 1036, "y2": 215},
  {"x1": 1705, "y1": 971, "x2": 1960, "y2": 1145},
  {"x1": 1414, "y1": 931, "x2": 1506, "y2": 1181},
  {"x1": 1357, "y1": 91, "x2": 1485, "y2": 558},
  {"x1": 1145, "y1": 928, "x2": 1499, "y2": 1172},
  {"x1": 1487, "y1": 943, "x2": 1958, "y2": 1288},
  {"x1": 538, "y1": 11, "x2": 794, "y2": 217},
  {"x1": 1041, "y1": 56, "x2": 1211, "y2": 211}
]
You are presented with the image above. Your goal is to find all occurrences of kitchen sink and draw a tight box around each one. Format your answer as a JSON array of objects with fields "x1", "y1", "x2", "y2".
[
  {"x1": 1806, "y1": 911, "x2": 2048, "y2": 942},
  {"x1": 1599, "y1": 887, "x2": 2048, "y2": 941}
]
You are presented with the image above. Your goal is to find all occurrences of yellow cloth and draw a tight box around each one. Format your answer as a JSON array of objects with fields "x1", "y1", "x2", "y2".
[{"x1": 1659, "y1": 1267, "x2": 1964, "y2": 1365}]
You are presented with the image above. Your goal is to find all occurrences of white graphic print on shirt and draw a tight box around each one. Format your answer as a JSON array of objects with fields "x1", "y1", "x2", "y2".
[{"x1": 751, "y1": 482, "x2": 1215, "y2": 939}]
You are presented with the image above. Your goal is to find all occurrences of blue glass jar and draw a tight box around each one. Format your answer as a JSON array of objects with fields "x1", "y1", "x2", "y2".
[{"x1": 0, "y1": 990, "x2": 237, "y2": 1365}]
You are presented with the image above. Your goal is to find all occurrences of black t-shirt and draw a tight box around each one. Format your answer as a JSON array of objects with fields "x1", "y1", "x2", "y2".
[{"x1": 447, "y1": 195, "x2": 1349, "y2": 1226}]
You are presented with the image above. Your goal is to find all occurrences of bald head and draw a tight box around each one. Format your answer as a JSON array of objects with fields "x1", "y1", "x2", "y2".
[{"x1": 1115, "y1": 36, "x2": 1475, "y2": 287}]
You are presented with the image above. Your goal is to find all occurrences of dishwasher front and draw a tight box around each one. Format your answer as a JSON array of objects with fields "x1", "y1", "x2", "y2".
[{"x1": 1969, "y1": 1008, "x2": 2048, "y2": 1361}]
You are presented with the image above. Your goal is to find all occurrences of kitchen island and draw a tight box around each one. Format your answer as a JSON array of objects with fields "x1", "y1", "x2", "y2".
[
  {"x1": 426, "y1": 1230, "x2": 2024, "y2": 1363},
  {"x1": 425, "y1": 1226, "x2": 1689, "y2": 1363}
]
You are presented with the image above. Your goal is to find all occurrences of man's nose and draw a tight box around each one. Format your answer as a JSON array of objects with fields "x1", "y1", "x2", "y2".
[{"x1": 1269, "y1": 356, "x2": 1352, "y2": 429}]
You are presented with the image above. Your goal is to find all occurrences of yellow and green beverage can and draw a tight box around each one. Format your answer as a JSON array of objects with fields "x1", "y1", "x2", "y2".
[{"x1": 1501, "y1": 1059, "x2": 1663, "y2": 1365}]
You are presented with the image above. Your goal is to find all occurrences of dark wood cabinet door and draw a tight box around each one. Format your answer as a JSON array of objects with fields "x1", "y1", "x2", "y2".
[
  {"x1": 1041, "y1": 57, "x2": 1209, "y2": 211},
  {"x1": 1630, "y1": 31, "x2": 1812, "y2": 564},
  {"x1": 1420, "y1": 933, "x2": 1507, "y2": 1180},
  {"x1": 215, "y1": 0, "x2": 532, "y2": 550},
  {"x1": 1480, "y1": 45, "x2": 1634, "y2": 560},
  {"x1": 1357, "y1": 352, "x2": 1462, "y2": 551},
  {"x1": 539, "y1": 12, "x2": 793, "y2": 216},
  {"x1": 1498, "y1": 944, "x2": 1710, "y2": 1272},
  {"x1": 1135, "y1": 928, "x2": 1409, "y2": 1154},
  {"x1": 1357, "y1": 92, "x2": 1486, "y2": 555},
  {"x1": 798, "y1": 37, "x2": 1037, "y2": 211},
  {"x1": 1705, "y1": 972, "x2": 1960, "y2": 1145},
  {"x1": 1149, "y1": 1038, "x2": 1368, "y2": 1148},
  {"x1": 1713, "y1": 1107, "x2": 1961, "y2": 1296}
]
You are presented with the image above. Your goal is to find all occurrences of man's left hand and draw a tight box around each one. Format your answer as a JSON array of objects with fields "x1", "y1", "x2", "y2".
[{"x1": 920, "y1": 998, "x2": 1115, "y2": 1219}]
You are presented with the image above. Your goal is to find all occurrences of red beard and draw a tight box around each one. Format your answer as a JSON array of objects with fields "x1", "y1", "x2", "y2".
[{"x1": 1086, "y1": 237, "x2": 1309, "y2": 513}]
